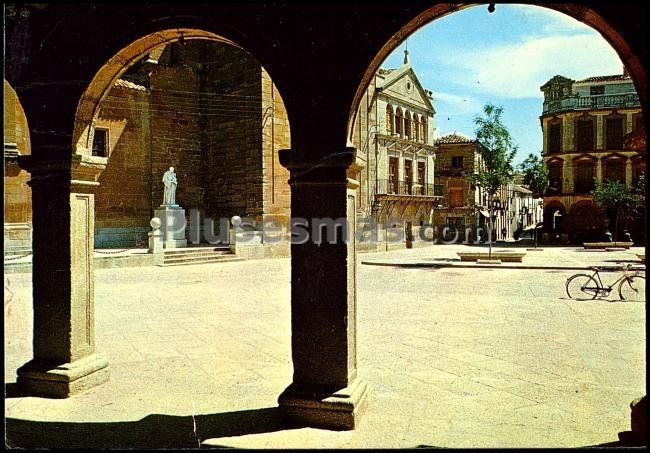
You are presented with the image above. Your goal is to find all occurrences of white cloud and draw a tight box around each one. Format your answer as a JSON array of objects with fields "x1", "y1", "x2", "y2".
[
  {"x1": 448, "y1": 33, "x2": 624, "y2": 98},
  {"x1": 431, "y1": 91, "x2": 482, "y2": 115}
]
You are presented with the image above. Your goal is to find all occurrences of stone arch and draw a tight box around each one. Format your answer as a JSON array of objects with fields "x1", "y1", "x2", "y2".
[
  {"x1": 74, "y1": 29, "x2": 241, "y2": 155},
  {"x1": 4, "y1": 80, "x2": 33, "y2": 251},
  {"x1": 543, "y1": 200, "x2": 567, "y2": 236},
  {"x1": 567, "y1": 199, "x2": 605, "y2": 242},
  {"x1": 347, "y1": 3, "x2": 646, "y2": 136},
  {"x1": 404, "y1": 110, "x2": 412, "y2": 138}
]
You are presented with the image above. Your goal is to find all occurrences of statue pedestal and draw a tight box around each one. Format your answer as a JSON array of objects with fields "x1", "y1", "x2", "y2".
[{"x1": 154, "y1": 205, "x2": 187, "y2": 249}]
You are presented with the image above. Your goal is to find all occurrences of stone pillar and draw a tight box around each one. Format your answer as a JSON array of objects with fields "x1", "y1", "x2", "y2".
[
  {"x1": 398, "y1": 152, "x2": 405, "y2": 191},
  {"x1": 563, "y1": 158, "x2": 574, "y2": 193},
  {"x1": 563, "y1": 113, "x2": 575, "y2": 152},
  {"x1": 16, "y1": 154, "x2": 109, "y2": 398},
  {"x1": 626, "y1": 156, "x2": 633, "y2": 188},
  {"x1": 596, "y1": 157, "x2": 603, "y2": 184},
  {"x1": 625, "y1": 113, "x2": 634, "y2": 134},
  {"x1": 596, "y1": 114, "x2": 605, "y2": 150},
  {"x1": 277, "y1": 149, "x2": 368, "y2": 430}
]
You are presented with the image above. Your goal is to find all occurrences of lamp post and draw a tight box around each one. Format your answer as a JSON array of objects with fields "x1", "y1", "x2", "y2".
[{"x1": 488, "y1": 198, "x2": 502, "y2": 260}]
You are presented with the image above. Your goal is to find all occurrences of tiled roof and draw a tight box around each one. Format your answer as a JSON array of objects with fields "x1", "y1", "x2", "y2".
[
  {"x1": 435, "y1": 133, "x2": 474, "y2": 144},
  {"x1": 114, "y1": 79, "x2": 148, "y2": 92},
  {"x1": 576, "y1": 74, "x2": 631, "y2": 83},
  {"x1": 513, "y1": 185, "x2": 532, "y2": 194}
]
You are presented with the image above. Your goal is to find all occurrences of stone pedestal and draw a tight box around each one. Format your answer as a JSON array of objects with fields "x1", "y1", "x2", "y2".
[
  {"x1": 154, "y1": 205, "x2": 187, "y2": 249},
  {"x1": 16, "y1": 154, "x2": 110, "y2": 397},
  {"x1": 277, "y1": 149, "x2": 368, "y2": 430}
]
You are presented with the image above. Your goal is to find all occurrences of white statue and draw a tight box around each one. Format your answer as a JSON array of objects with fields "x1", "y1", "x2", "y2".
[{"x1": 162, "y1": 167, "x2": 178, "y2": 206}]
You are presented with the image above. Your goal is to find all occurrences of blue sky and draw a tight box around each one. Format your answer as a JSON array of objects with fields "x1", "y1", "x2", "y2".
[{"x1": 380, "y1": 4, "x2": 624, "y2": 165}]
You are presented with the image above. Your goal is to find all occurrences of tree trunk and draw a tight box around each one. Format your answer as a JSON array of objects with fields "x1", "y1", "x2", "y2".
[{"x1": 614, "y1": 208, "x2": 619, "y2": 243}]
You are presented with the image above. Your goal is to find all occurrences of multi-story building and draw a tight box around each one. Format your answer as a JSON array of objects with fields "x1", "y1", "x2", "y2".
[
  {"x1": 540, "y1": 71, "x2": 644, "y2": 243},
  {"x1": 350, "y1": 50, "x2": 439, "y2": 248},
  {"x1": 433, "y1": 133, "x2": 543, "y2": 243}
]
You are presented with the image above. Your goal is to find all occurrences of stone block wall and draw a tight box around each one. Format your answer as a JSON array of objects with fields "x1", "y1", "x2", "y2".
[{"x1": 95, "y1": 84, "x2": 152, "y2": 247}]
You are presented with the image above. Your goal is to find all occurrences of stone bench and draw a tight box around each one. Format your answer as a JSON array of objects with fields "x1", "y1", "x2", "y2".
[
  {"x1": 583, "y1": 242, "x2": 634, "y2": 249},
  {"x1": 457, "y1": 251, "x2": 526, "y2": 263}
]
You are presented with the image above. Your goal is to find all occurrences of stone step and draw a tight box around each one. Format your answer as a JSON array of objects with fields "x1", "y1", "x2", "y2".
[
  {"x1": 163, "y1": 246, "x2": 230, "y2": 255},
  {"x1": 163, "y1": 251, "x2": 233, "y2": 259},
  {"x1": 161, "y1": 256, "x2": 244, "y2": 266},
  {"x1": 163, "y1": 255, "x2": 236, "y2": 264}
]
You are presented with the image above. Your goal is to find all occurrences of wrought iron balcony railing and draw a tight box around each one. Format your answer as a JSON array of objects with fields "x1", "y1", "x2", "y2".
[
  {"x1": 375, "y1": 179, "x2": 436, "y2": 196},
  {"x1": 543, "y1": 92, "x2": 640, "y2": 115}
]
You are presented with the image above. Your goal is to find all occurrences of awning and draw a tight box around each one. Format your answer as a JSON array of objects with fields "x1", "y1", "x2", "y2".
[{"x1": 479, "y1": 210, "x2": 490, "y2": 218}]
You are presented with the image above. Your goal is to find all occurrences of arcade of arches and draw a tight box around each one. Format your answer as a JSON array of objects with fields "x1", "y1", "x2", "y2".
[{"x1": 3, "y1": 3, "x2": 647, "y2": 431}]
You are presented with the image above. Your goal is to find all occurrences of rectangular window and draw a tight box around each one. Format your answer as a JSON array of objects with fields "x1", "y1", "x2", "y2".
[
  {"x1": 549, "y1": 123, "x2": 561, "y2": 153},
  {"x1": 590, "y1": 85, "x2": 605, "y2": 95},
  {"x1": 417, "y1": 161, "x2": 425, "y2": 195},
  {"x1": 388, "y1": 157, "x2": 399, "y2": 194},
  {"x1": 576, "y1": 119, "x2": 594, "y2": 152},
  {"x1": 92, "y1": 128, "x2": 108, "y2": 157},
  {"x1": 451, "y1": 156, "x2": 464, "y2": 168},
  {"x1": 575, "y1": 162, "x2": 594, "y2": 193},
  {"x1": 404, "y1": 159, "x2": 413, "y2": 194},
  {"x1": 450, "y1": 187, "x2": 464, "y2": 207},
  {"x1": 606, "y1": 118, "x2": 623, "y2": 149},
  {"x1": 605, "y1": 160, "x2": 625, "y2": 183},
  {"x1": 548, "y1": 165, "x2": 562, "y2": 193}
]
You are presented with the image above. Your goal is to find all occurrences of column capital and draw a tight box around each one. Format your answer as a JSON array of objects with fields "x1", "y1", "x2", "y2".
[
  {"x1": 18, "y1": 154, "x2": 107, "y2": 190},
  {"x1": 279, "y1": 148, "x2": 356, "y2": 186}
]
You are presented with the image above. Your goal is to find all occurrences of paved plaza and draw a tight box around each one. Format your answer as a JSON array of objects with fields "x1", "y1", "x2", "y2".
[{"x1": 4, "y1": 245, "x2": 646, "y2": 448}]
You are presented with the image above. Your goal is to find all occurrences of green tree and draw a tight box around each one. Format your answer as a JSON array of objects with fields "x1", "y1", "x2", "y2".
[
  {"x1": 518, "y1": 152, "x2": 548, "y2": 198},
  {"x1": 466, "y1": 104, "x2": 517, "y2": 259},
  {"x1": 592, "y1": 180, "x2": 636, "y2": 242}
]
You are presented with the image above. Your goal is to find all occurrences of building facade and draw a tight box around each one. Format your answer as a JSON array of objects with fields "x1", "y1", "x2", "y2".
[
  {"x1": 4, "y1": 40, "x2": 292, "y2": 257},
  {"x1": 350, "y1": 50, "x2": 439, "y2": 249},
  {"x1": 540, "y1": 72, "x2": 645, "y2": 243},
  {"x1": 433, "y1": 133, "x2": 543, "y2": 243}
]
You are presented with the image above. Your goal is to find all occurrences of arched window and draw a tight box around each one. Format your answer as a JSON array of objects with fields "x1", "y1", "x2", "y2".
[
  {"x1": 395, "y1": 107, "x2": 403, "y2": 136},
  {"x1": 404, "y1": 111, "x2": 412, "y2": 138},
  {"x1": 385, "y1": 104, "x2": 394, "y2": 135},
  {"x1": 421, "y1": 116, "x2": 427, "y2": 144}
]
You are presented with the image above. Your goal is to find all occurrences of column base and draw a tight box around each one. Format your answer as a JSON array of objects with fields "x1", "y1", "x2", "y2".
[
  {"x1": 16, "y1": 353, "x2": 109, "y2": 398},
  {"x1": 278, "y1": 378, "x2": 369, "y2": 430}
]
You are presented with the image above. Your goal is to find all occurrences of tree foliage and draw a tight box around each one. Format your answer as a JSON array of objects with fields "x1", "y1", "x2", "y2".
[
  {"x1": 518, "y1": 152, "x2": 549, "y2": 197},
  {"x1": 592, "y1": 179, "x2": 638, "y2": 241},
  {"x1": 466, "y1": 104, "x2": 517, "y2": 197}
]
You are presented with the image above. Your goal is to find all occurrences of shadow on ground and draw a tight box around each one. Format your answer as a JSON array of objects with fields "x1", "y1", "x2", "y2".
[{"x1": 5, "y1": 407, "x2": 302, "y2": 449}]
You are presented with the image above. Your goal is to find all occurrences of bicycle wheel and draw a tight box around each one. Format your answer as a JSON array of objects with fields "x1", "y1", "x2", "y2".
[
  {"x1": 566, "y1": 274, "x2": 600, "y2": 300},
  {"x1": 619, "y1": 276, "x2": 646, "y2": 302}
]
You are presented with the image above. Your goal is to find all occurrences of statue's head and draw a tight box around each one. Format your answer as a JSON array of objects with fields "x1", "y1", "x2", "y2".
[{"x1": 169, "y1": 166, "x2": 174, "y2": 172}]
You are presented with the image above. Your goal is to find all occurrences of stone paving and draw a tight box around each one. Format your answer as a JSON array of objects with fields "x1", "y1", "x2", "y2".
[{"x1": 4, "y1": 245, "x2": 646, "y2": 448}]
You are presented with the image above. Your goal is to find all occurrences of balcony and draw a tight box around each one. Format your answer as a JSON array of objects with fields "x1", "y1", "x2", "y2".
[
  {"x1": 543, "y1": 92, "x2": 640, "y2": 115},
  {"x1": 376, "y1": 179, "x2": 437, "y2": 196}
]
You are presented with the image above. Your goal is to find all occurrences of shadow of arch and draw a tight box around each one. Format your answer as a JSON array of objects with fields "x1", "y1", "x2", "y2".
[
  {"x1": 5, "y1": 407, "x2": 307, "y2": 449},
  {"x1": 346, "y1": 3, "x2": 647, "y2": 142}
]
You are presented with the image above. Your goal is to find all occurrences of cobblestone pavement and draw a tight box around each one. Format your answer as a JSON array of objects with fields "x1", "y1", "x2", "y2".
[{"x1": 4, "y1": 246, "x2": 646, "y2": 448}]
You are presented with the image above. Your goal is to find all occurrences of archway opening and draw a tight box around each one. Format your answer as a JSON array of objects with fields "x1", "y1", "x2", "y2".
[{"x1": 347, "y1": 2, "x2": 646, "y2": 447}]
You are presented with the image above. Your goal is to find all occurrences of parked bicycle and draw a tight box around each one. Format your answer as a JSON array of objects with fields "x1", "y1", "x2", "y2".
[{"x1": 566, "y1": 264, "x2": 646, "y2": 301}]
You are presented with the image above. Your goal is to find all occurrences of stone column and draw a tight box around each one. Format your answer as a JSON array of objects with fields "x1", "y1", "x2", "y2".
[
  {"x1": 626, "y1": 156, "x2": 633, "y2": 188},
  {"x1": 16, "y1": 154, "x2": 109, "y2": 398},
  {"x1": 596, "y1": 157, "x2": 603, "y2": 184},
  {"x1": 398, "y1": 151, "x2": 405, "y2": 192},
  {"x1": 277, "y1": 149, "x2": 368, "y2": 430},
  {"x1": 563, "y1": 158, "x2": 574, "y2": 193},
  {"x1": 596, "y1": 114, "x2": 605, "y2": 150}
]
